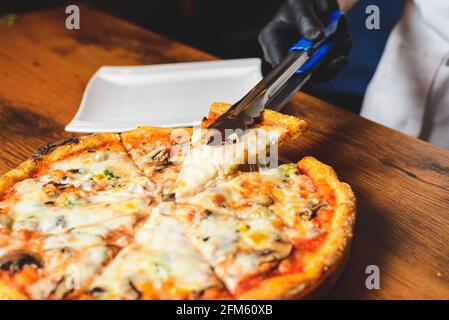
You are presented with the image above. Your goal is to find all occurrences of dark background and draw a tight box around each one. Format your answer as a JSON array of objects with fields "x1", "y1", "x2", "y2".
[{"x1": 0, "y1": 0, "x2": 404, "y2": 113}]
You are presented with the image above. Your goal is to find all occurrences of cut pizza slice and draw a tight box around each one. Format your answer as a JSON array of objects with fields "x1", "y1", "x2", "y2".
[
  {"x1": 0, "y1": 134, "x2": 156, "y2": 299},
  {"x1": 120, "y1": 126, "x2": 192, "y2": 203},
  {"x1": 176, "y1": 157, "x2": 356, "y2": 299},
  {"x1": 175, "y1": 102, "x2": 308, "y2": 199},
  {"x1": 87, "y1": 203, "x2": 229, "y2": 300},
  {"x1": 120, "y1": 102, "x2": 307, "y2": 201},
  {"x1": 201, "y1": 102, "x2": 307, "y2": 141},
  {"x1": 0, "y1": 134, "x2": 155, "y2": 235},
  {"x1": 0, "y1": 228, "x2": 114, "y2": 299},
  {"x1": 157, "y1": 201, "x2": 293, "y2": 295},
  {"x1": 184, "y1": 163, "x2": 326, "y2": 230}
]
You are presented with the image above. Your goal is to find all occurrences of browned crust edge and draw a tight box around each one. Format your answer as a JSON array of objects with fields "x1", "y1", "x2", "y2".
[
  {"x1": 0, "y1": 133, "x2": 120, "y2": 199},
  {"x1": 201, "y1": 102, "x2": 308, "y2": 141},
  {"x1": 120, "y1": 126, "x2": 194, "y2": 155},
  {"x1": 236, "y1": 156, "x2": 356, "y2": 300},
  {"x1": 120, "y1": 102, "x2": 307, "y2": 147},
  {"x1": 120, "y1": 126, "x2": 193, "y2": 141}
]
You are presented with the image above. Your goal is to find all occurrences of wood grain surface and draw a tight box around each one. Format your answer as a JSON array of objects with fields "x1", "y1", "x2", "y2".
[{"x1": 0, "y1": 5, "x2": 448, "y2": 300}]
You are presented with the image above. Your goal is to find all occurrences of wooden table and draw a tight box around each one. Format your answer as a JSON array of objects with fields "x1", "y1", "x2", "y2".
[{"x1": 0, "y1": 5, "x2": 448, "y2": 300}]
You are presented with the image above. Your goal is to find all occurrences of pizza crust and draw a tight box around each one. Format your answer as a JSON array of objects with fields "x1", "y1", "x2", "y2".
[
  {"x1": 120, "y1": 101, "x2": 307, "y2": 147},
  {"x1": 201, "y1": 102, "x2": 308, "y2": 141},
  {"x1": 236, "y1": 156, "x2": 356, "y2": 299},
  {"x1": 120, "y1": 126, "x2": 193, "y2": 146},
  {"x1": 0, "y1": 133, "x2": 120, "y2": 198}
]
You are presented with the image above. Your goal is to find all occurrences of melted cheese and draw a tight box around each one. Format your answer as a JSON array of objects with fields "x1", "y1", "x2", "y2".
[
  {"x1": 0, "y1": 147, "x2": 156, "y2": 299},
  {"x1": 186, "y1": 165, "x2": 323, "y2": 231},
  {"x1": 27, "y1": 244, "x2": 110, "y2": 299},
  {"x1": 3, "y1": 148, "x2": 154, "y2": 234},
  {"x1": 166, "y1": 203, "x2": 292, "y2": 292},
  {"x1": 174, "y1": 144, "x2": 243, "y2": 199},
  {"x1": 0, "y1": 128, "x2": 325, "y2": 299},
  {"x1": 89, "y1": 204, "x2": 222, "y2": 299},
  {"x1": 124, "y1": 139, "x2": 187, "y2": 199},
  {"x1": 7, "y1": 228, "x2": 113, "y2": 299},
  {"x1": 175, "y1": 128, "x2": 280, "y2": 200},
  {"x1": 48, "y1": 149, "x2": 150, "y2": 187}
]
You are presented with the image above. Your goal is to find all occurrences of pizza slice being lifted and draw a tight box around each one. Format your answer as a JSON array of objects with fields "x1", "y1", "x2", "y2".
[{"x1": 121, "y1": 102, "x2": 307, "y2": 201}]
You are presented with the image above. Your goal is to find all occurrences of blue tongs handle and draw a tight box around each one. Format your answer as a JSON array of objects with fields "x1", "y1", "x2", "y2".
[{"x1": 289, "y1": 10, "x2": 345, "y2": 75}]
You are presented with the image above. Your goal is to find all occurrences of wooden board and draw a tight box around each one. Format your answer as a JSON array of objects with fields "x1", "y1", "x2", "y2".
[{"x1": 0, "y1": 5, "x2": 448, "y2": 300}]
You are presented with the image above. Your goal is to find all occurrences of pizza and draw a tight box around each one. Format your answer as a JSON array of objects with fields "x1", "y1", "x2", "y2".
[{"x1": 0, "y1": 102, "x2": 355, "y2": 300}]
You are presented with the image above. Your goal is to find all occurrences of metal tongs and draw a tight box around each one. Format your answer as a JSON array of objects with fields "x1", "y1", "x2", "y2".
[{"x1": 207, "y1": 10, "x2": 346, "y2": 144}]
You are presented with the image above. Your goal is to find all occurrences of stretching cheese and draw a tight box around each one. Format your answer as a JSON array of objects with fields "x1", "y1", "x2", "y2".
[{"x1": 175, "y1": 128, "x2": 279, "y2": 199}]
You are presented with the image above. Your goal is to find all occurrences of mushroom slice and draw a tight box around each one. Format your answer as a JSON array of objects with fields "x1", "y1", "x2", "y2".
[
  {"x1": 0, "y1": 249, "x2": 44, "y2": 274},
  {"x1": 257, "y1": 240, "x2": 292, "y2": 264}
]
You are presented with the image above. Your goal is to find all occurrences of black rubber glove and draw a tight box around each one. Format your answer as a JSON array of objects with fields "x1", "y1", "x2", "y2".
[{"x1": 259, "y1": 0, "x2": 352, "y2": 83}]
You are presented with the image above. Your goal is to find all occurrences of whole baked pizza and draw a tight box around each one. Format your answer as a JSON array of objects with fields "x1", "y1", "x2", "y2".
[{"x1": 0, "y1": 103, "x2": 355, "y2": 300}]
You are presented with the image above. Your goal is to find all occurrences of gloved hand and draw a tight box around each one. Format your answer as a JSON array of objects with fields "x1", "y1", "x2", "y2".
[{"x1": 259, "y1": 0, "x2": 352, "y2": 83}]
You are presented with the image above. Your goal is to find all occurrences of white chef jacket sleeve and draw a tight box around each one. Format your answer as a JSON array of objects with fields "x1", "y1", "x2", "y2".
[{"x1": 361, "y1": 0, "x2": 449, "y2": 149}]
